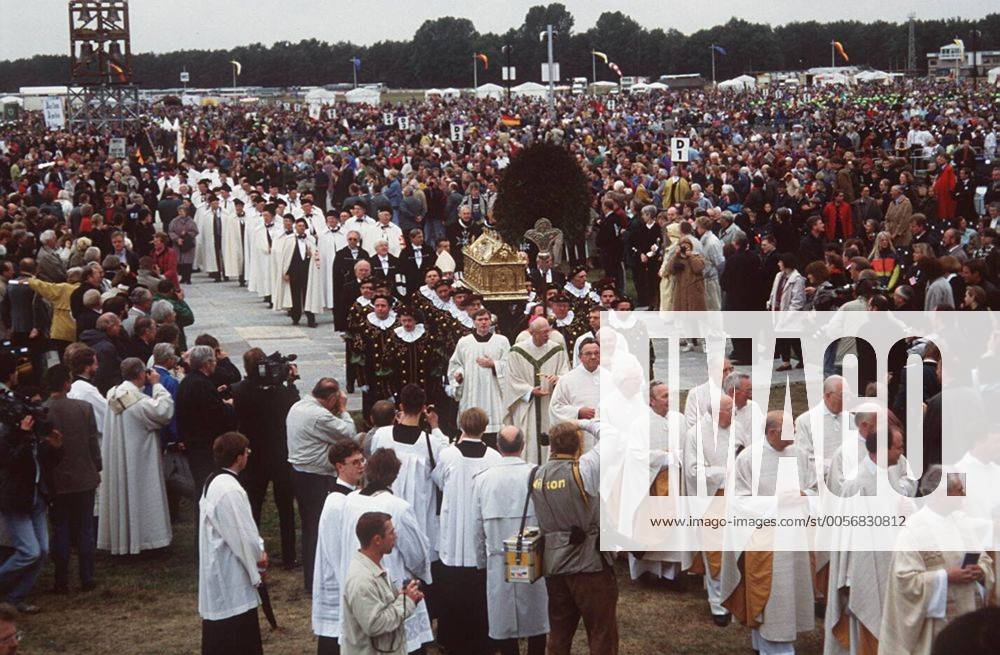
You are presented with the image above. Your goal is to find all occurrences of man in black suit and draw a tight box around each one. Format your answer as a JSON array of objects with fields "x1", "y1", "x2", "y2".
[
  {"x1": 527, "y1": 251, "x2": 566, "y2": 292},
  {"x1": 332, "y1": 230, "x2": 370, "y2": 330},
  {"x1": 721, "y1": 233, "x2": 763, "y2": 363},
  {"x1": 367, "y1": 239, "x2": 405, "y2": 299},
  {"x1": 595, "y1": 197, "x2": 626, "y2": 292},
  {"x1": 445, "y1": 206, "x2": 481, "y2": 272},
  {"x1": 109, "y1": 231, "x2": 140, "y2": 272},
  {"x1": 400, "y1": 228, "x2": 436, "y2": 293},
  {"x1": 287, "y1": 218, "x2": 316, "y2": 327},
  {"x1": 628, "y1": 205, "x2": 663, "y2": 308}
]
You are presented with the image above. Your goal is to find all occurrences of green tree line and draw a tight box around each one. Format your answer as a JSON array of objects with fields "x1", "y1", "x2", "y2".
[{"x1": 1, "y1": 5, "x2": 998, "y2": 90}]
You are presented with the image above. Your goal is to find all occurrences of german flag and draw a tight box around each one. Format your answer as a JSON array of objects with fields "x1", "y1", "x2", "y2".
[{"x1": 500, "y1": 114, "x2": 521, "y2": 127}]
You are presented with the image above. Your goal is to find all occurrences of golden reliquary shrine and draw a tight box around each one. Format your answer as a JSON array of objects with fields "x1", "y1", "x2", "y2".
[{"x1": 461, "y1": 229, "x2": 529, "y2": 301}]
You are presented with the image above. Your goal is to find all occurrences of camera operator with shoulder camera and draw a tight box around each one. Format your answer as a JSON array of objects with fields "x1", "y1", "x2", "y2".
[
  {"x1": 230, "y1": 348, "x2": 300, "y2": 570},
  {"x1": 0, "y1": 352, "x2": 63, "y2": 614},
  {"x1": 530, "y1": 421, "x2": 618, "y2": 655}
]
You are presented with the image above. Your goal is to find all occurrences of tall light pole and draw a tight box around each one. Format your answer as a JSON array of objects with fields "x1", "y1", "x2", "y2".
[
  {"x1": 503, "y1": 44, "x2": 512, "y2": 101},
  {"x1": 970, "y1": 28, "x2": 982, "y2": 90},
  {"x1": 349, "y1": 57, "x2": 359, "y2": 88},
  {"x1": 545, "y1": 24, "x2": 556, "y2": 121}
]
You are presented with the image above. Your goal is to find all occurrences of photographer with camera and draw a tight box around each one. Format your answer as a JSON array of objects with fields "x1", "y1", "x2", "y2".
[
  {"x1": 0, "y1": 351, "x2": 63, "y2": 614},
  {"x1": 230, "y1": 348, "x2": 300, "y2": 570},
  {"x1": 285, "y1": 377, "x2": 356, "y2": 592}
]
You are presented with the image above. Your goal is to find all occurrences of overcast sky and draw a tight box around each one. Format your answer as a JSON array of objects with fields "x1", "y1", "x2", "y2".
[{"x1": 0, "y1": 0, "x2": 990, "y2": 61}]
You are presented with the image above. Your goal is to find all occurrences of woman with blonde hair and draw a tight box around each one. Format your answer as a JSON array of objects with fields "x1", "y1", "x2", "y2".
[{"x1": 868, "y1": 231, "x2": 901, "y2": 289}]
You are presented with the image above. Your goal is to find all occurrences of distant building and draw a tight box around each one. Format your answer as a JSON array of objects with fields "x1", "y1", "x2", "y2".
[
  {"x1": 657, "y1": 74, "x2": 707, "y2": 90},
  {"x1": 927, "y1": 43, "x2": 1000, "y2": 78}
]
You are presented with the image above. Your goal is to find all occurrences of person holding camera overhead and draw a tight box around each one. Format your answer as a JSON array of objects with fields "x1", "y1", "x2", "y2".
[
  {"x1": 0, "y1": 351, "x2": 63, "y2": 614},
  {"x1": 230, "y1": 348, "x2": 300, "y2": 571},
  {"x1": 285, "y1": 377, "x2": 357, "y2": 592}
]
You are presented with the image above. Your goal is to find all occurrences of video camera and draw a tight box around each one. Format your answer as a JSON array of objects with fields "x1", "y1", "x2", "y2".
[
  {"x1": 250, "y1": 351, "x2": 298, "y2": 386},
  {"x1": 0, "y1": 389, "x2": 54, "y2": 438}
]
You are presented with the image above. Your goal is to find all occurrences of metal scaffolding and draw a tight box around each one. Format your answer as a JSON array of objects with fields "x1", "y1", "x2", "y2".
[{"x1": 68, "y1": 0, "x2": 139, "y2": 131}]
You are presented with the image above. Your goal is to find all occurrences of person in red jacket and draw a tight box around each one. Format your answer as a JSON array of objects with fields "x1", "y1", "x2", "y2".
[
  {"x1": 151, "y1": 232, "x2": 180, "y2": 289},
  {"x1": 933, "y1": 154, "x2": 957, "y2": 221},
  {"x1": 822, "y1": 191, "x2": 853, "y2": 242}
]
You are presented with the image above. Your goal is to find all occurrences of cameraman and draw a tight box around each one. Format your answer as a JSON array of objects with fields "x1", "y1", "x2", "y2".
[
  {"x1": 0, "y1": 352, "x2": 63, "y2": 614},
  {"x1": 285, "y1": 377, "x2": 356, "y2": 592},
  {"x1": 230, "y1": 348, "x2": 300, "y2": 570}
]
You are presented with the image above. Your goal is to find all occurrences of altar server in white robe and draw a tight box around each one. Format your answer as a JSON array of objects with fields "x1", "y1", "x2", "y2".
[
  {"x1": 549, "y1": 337, "x2": 601, "y2": 450},
  {"x1": 249, "y1": 208, "x2": 283, "y2": 300},
  {"x1": 447, "y1": 309, "x2": 510, "y2": 434},
  {"x1": 371, "y1": 208, "x2": 404, "y2": 257},
  {"x1": 628, "y1": 380, "x2": 693, "y2": 581},
  {"x1": 317, "y1": 211, "x2": 347, "y2": 311},
  {"x1": 824, "y1": 423, "x2": 914, "y2": 655},
  {"x1": 367, "y1": 383, "x2": 449, "y2": 562},
  {"x1": 721, "y1": 410, "x2": 817, "y2": 654},
  {"x1": 432, "y1": 407, "x2": 502, "y2": 655},
  {"x1": 98, "y1": 358, "x2": 175, "y2": 555},
  {"x1": 505, "y1": 317, "x2": 568, "y2": 464},
  {"x1": 199, "y1": 432, "x2": 266, "y2": 655},
  {"x1": 337, "y1": 449, "x2": 434, "y2": 653},
  {"x1": 472, "y1": 426, "x2": 549, "y2": 653},
  {"x1": 220, "y1": 197, "x2": 245, "y2": 283},
  {"x1": 313, "y1": 440, "x2": 366, "y2": 655},
  {"x1": 683, "y1": 394, "x2": 741, "y2": 623},
  {"x1": 879, "y1": 467, "x2": 995, "y2": 655},
  {"x1": 826, "y1": 406, "x2": 917, "y2": 498}
]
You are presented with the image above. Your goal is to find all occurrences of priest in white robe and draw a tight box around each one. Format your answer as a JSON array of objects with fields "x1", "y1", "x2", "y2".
[
  {"x1": 299, "y1": 199, "x2": 325, "y2": 236},
  {"x1": 447, "y1": 310, "x2": 510, "y2": 434},
  {"x1": 505, "y1": 317, "x2": 568, "y2": 464},
  {"x1": 317, "y1": 212, "x2": 347, "y2": 311},
  {"x1": 683, "y1": 357, "x2": 734, "y2": 434},
  {"x1": 220, "y1": 198, "x2": 244, "y2": 283},
  {"x1": 721, "y1": 410, "x2": 816, "y2": 653},
  {"x1": 337, "y1": 449, "x2": 434, "y2": 653},
  {"x1": 794, "y1": 375, "x2": 848, "y2": 480},
  {"x1": 549, "y1": 336, "x2": 601, "y2": 451},
  {"x1": 826, "y1": 408, "x2": 917, "y2": 498},
  {"x1": 344, "y1": 202, "x2": 378, "y2": 251},
  {"x1": 249, "y1": 209, "x2": 283, "y2": 301},
  {"x1": 371, "y1": 209, "x2": 405, "y2": 257},
  {"x1": 432, "y1": 407, "x2": 502, "y2": 654},
  {"x1": 268, "y1": 215, "x2": 296, "y2": 310},
  {"x1": 879, "y1": 468, "x2": 995, "y2": 655},
  {"x1": 98, "y1": 358, "x2": 175, "y2": 555},
  {"x1": 194, "y1": 196, "x2": 223, "y2": 277},
  {"x1": 471, "y1": 426, "x2": 549, "y2": 652}
]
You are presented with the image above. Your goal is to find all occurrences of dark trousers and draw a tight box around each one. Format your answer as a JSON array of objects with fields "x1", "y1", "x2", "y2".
[
  {"x1": 546, "y1": 568, "x2": 619, "y2": 655},
  {"x1": 202, "y1": 607, "x2": 262, "y2": 655},
  {"x1": 316, "y1": 635, "x2": 340, "y2": 655},
  {"x1": 50, "y1": 489, "x2": 96, "y2": 589},
  {"x1": 435, "y1": 563, "x2": 491, "y2": 655},
  {"x1": 775, "y1": 337, "x2": 803, "y2": 364},
  {"x1": 292, "y1": 469, "x2": 333, "y2": 592},
  {"x1": 632, "y1": 261, "x2": 657, "y2": 307},
  {"x1": 242, "y1": 459, "x2": 297, "y2": 564},
  {"x1": 497, "y1": 635, "x2": 546, "y2": 655},
  {"x1": 600, "y1": 255, "x2": 624, "y2": 294},
  {"x1": 178, "y1": 262, "x2": 193, "y2": 284},
  {"x1": 288, "y1": 274, "x2": 311, "y2": 324}
]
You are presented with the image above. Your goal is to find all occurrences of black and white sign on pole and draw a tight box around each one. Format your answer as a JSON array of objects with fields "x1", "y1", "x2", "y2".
[
  {"x1": 327, "y1": 108, "x2": 337, "y2": 119},
  {"x1": 179, "y1": 71, "x2": 190, "y2": 83},
  {"x1": 450, "y1": 123, "x2": 464, "y2": 141},
  {"x1": 670, "y1": 137, "x2": 690, "y2": 162},
  {"x1": 397, "y1": 116, "x2": 410, "y2": 130},
  {"x1": 382, "y1": 112, "x2": 394, "y2": 126},
  {"x1": 501, "y1": 66, "x2": 516, "y2": 81},
  {"x1": 109, "y1": 137, "x2": 127, "y2": 158}
]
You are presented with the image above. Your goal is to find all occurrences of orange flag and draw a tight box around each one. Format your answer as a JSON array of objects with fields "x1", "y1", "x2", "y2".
[
  {"x1": 833, "y1": 41, "x2": 849, "y2": 63},
  {"x1": 475, "y1": 53, "x2": 489, "y2": 69}
]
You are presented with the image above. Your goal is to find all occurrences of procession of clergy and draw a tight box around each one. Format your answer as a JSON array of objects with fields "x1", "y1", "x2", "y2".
[{"x1": 176, "y1": 172, "x2": 997, "y2": 655}]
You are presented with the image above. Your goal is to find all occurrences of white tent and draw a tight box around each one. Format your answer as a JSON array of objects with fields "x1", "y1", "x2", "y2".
[
  {"x1": 854, "y1": 70, "x2": 891, "y2": 84},
  {"x1": 511, "y1": 82, "x2": 548, "y2": 98},
  {"x1": 304, "y1": 88, "x2": 338, "y2": 105},
  {"x1": 988, "y1": 66, "x2": 1000, "y2": 85},
  {"x1": 647, "y1": 82, "x2": 669, "y2": 91},
  {"x1": 814, "y1": 72, "x2": 851, "y2": 86},
  {"x1": 629, "y1": 82, "x2": 651, "y2": 93},
  {"x1": 592, "y1": 80, "x2": 618, "y2": 88},
  {"x1": 0, "y1": 95, "x2": 23, "y2": 107},
  {"x1": 424, "y1": 88, "x2": 444, "y2": 99},
  {"x1": 345, "y1": 87, "x2": 381, "y2": 105},
  {"x1": 440, "y1": 87, "x2": 461, "y2": 99},
  {"x1": 475, "y1": 83, "x2": 504, "y2": 99},
  {"x1": 717, "y1": 74, "x2": 756, "y2": 91}
]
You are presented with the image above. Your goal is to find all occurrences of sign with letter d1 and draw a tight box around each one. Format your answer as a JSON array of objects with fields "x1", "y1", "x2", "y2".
[{"x1": 670, "y1": 137, "x2": 690, "y2": 162}]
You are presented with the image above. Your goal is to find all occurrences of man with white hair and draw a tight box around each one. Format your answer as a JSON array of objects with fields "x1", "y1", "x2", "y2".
[
  {"x1": 368, "y1": 239, "x2": 404, "y2": 298},
  {"x1": 826, "y1": 405, "x2": 916, "y2": 497},
  {"x1": 794, "y1": 375, "x2": 848, "y2": 479},
  {"x1": 98, "y1": 358, "x2": 175, "y2": 555},
  {"x1": 37, "y1": 229, "x2": 67, "y2": 282},
  {"x1": 549, "y1": 337, "x2": 601, "y2": 450},
  {"x1": 695, "y1": 215, "x2": 725, "y2": 310},
  {"x1": 505, "y1": 316, "x2": 569, "y2": 464},
  {"x1": 122, "y1": 287, "x2": 153, "y2": 337},
  {"x1": 723, "y1": 371, "x2": 764, "y2": 443}
]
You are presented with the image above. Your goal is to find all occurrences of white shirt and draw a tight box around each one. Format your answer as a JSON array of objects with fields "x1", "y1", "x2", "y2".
[
  {"x1": 198, "y1": 471, "x2": 264, "y2": 621},
  {"x1": 69, "y1": 378, "x2": 107, "y2": 436}
]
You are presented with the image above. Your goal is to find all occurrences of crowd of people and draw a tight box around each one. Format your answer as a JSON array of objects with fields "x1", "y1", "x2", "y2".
[{"x1": 0, "y1": 77, "x2": 999, "y2": 655}]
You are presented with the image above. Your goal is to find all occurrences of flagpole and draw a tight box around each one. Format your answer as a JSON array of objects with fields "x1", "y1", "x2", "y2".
[
  {"x1": 473, "y1": 54, "x2": 478, "y2": 89},
  {"x1": 232, "y1": 63, "x2": 236, "y2": 89},
  {"x1": 592, "y1": 52, "x2": 596, "y2": 88},
  {"x1": 831, "y1": 41, "x2": 835, "y2": 67},
  {"x1": 710, "y1": 45, "x2": 716, "y2": 86}
]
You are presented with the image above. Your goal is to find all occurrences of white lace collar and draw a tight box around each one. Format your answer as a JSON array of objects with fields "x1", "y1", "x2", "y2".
[
  {"x1": 608, "y1": 311, "x2": 637, "y2": 329},
  {"x1": 355, "y1": 296, "x2": 373, "y2": 307},
  {"x1": 419, "y1": 285, "x2": 436, "y2": 302},
  {"x1": 394, "y1": 324, "x2": 426, "y2": 342},
  {"x1": 555, "y1": 310, "x2": 576, "y2": 327},
  {"x1": 366, "y1": 311, "x2": 397, "y2": 329},
  {"x1": 432, "y1": 296, "x2": 456, "y2": 312},
  {"x1": 563, "y1": 281, "x2": 592, "y2": 298}
]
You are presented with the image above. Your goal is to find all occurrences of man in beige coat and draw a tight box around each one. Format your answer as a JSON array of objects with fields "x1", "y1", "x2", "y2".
[
  {"x1": 341, "y1": 512, "x2": 424, "y2": 655},
  {"x1": 883, "y1": 185, "x2": 913, "y2": 247}
]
